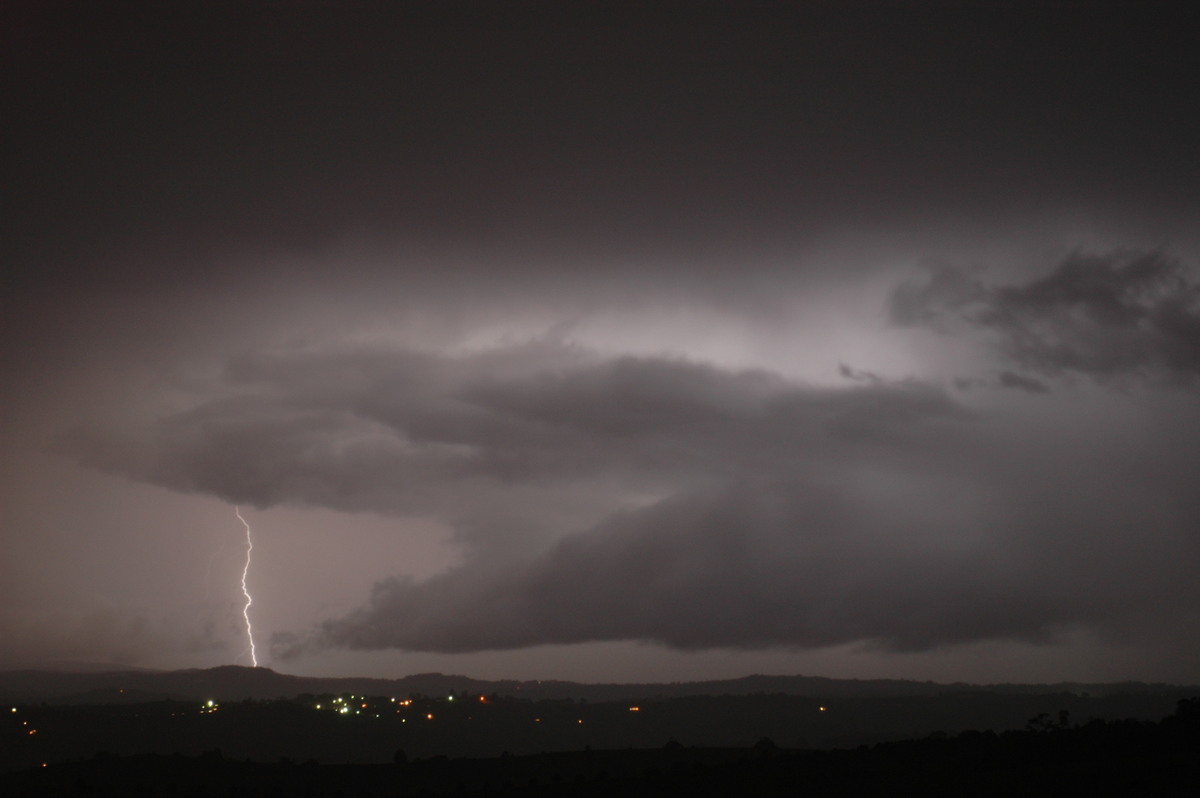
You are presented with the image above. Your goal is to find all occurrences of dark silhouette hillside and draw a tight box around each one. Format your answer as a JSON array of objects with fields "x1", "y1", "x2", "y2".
[
  {"x1": 6, "y1": 699, "x2": 1197, "y2": 797},
  {"x1": 4, "y1": 686, "x2": 1196, "y2": 772}
]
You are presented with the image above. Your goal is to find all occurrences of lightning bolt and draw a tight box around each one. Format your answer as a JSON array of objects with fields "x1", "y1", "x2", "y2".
[{"x1": 235, "y1": 506, "x2": 258, "y2": 667}]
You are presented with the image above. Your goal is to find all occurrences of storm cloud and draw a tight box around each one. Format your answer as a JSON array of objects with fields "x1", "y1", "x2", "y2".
[
  {"x1": 892, "y1": 250, "x2": 1200, "y2": 386},
  {"x1": 68, "y1": 344, "x2": 968, "y2": 508},
  {"x1": 63, "y1": 336, "x2": 1198, "y2": 658},
  {"x1": 305, "y1": 482, "x2": 1095, "y2": 655},
  {"x1": 6, "y1": 2, "x2": 1200, "y2": 682}
]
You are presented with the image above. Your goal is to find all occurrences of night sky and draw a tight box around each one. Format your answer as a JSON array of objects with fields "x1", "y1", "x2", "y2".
[{"x1": 3, "y1": 1, "x2": 1199, "y2": 684}]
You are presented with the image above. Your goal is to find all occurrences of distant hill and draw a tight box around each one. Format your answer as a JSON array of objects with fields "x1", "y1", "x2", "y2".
[{"x1": 1, "y1": 665, "x2": 1194, "y2": 705}]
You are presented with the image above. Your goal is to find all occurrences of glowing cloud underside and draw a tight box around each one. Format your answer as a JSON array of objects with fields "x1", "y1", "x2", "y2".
[{"x1": 235, "y1": 505, "x2": 258, "y2": 667}]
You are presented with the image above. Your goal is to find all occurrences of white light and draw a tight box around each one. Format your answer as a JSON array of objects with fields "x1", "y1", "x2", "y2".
[{"x1": 235, "y1": 506, "x2": 258, "y2": 667}]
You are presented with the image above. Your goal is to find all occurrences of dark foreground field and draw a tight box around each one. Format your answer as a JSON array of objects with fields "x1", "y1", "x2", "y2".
[{"x1": 6, "y1": 699, "x2": 1197, "y2": 797}]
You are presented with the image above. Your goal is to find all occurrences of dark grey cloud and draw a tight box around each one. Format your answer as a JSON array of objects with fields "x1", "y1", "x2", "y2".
[
  {"x1": 997, "y1": 371, "x2": 1050, "y2": 395},
  {"x1": 838, "y1": 363, "x2": 886, "y2": 385},
  {"x1": 67, "y1": 343, "x2": 969, "y2": 515},
  {"x1": 10, "y1": 2, "x2": 1200, "y2": 678},
  {"x1": 294, "y1": 482, "x2": 1099, "y2": 656},
  {"x1": 889, "y1": 264, "x2": 987, "y2": 329},
  {"x1": 64, "y1": 339, "x2": 1200, "y2": 658},
  {"x1": 6, "y1": 2, "x2": 1199, "y2": 304},
  {"x1": 891, "y1": 251, "x2": 1200, "y2": 385},
  {"x1": 282, "y1": 409, "x2": 1198, "y2": 656}
]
